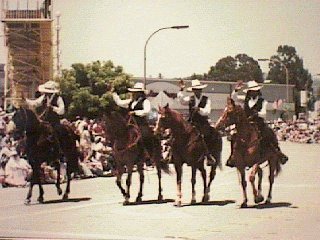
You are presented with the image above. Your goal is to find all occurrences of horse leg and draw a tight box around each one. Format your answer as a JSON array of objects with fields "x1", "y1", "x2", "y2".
[
  {"x1": 25, "y1": 182, "x2": 34, "y2": 205},
  {"x1": 239, "y1": 168, "x2": 248, "y2": 208},
  {"x1": 250, "y1": 164, "x2": 263, "y2": 204},
  {"x1": 256, "y1": 166, "x2": 264, "y2": 203},
  {"x1": 136, "y1": 162, "x2": 144, "y2": 203},
  {"x1": 156, "y1": 163, "x2": 163, "y2": 202},
  {"x1": 174, "y1": 164, "x2": 183, "y2": 207},
  {"x1": 124, "y1": 167, "x2": 133, "y2": 205},
  {"x1": 55, "y1": 161, "x2": 63, "y2": 196},
  {"x1": 115, "y1": 167, "x2": 126, "y2": 199},
  {"x1": 191, "y1": 166, "x2": 196, "y2": 204},
  {"x1": 199, "y1": 165, "x2": 209, "y2": 203},
  {"x1": 63, "y1": 163, "x2": 72, "y2": 200},
  {"x1": 207, "y1": 165, "x2": 217, "y2": 201},
  {"x1": 38, "y1": 182, "x2": 44, "y2": 203},
  {"x1": 266, "y1": 164, "x2": 275, "y2": 204},
  {"x1": 32, "y1": 164, "x2": 44, "y2": 203}
]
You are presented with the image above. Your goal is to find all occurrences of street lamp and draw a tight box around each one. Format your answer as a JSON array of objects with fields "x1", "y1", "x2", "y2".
[
  {"x1": 144, "y1": 25, "x2": 189, "y2": 89},
  {"x1": 258, "y1": 58, "x2": 289, "y2": 102}
]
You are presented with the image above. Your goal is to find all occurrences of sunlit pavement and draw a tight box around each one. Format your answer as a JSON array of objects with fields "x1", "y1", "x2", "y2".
[{"x1": 0, "y1": 138, "x2": 319, "y2": 240}]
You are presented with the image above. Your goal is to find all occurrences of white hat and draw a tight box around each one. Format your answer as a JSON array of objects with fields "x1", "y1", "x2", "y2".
[
  {"x1": 243, "y1": 81, "x2": 262, "y2": 93},
  {"x1": 187, "y1": 79, "x2": 208, "y2": 92},
  {"x1": 128, "y1": 82, "x2": 146, "y2": 92},
  {"x1": 38, "y1": 81, "x2": 59, "y2": 94}
]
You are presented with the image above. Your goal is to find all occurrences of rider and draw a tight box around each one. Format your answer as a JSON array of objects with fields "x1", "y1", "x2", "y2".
[
  {"x1": 26, "y1": 80, "x2": 65, "y2": 153},
  {"x1": 112, "y1": 82, "x2": 161, "y2": 165},
  {"x1": 230, "y1": 80, "x2": 288, "y2": 167},
  {"x1": 177, "y1": 79, "x2": 216, "y2": 166}
]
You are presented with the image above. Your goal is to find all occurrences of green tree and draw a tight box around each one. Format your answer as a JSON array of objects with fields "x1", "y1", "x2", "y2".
[
  {"x1": 267, "y1": 45, "x2": 312, "y2": 91},
  {"x1": 207, "y1": 54, "x2": 262, "y2": 82},
  {"x1": 58, "y1": 60, "x2": 132, "y2": 119}
]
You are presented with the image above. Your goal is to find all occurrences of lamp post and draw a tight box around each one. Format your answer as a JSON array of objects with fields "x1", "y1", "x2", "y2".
[
  {"x1": 144, "y1": 25, "x2": 189, "y2": 89},
  {"x1": 258, "y1": 58, "x2": 289, "y2": 102}
]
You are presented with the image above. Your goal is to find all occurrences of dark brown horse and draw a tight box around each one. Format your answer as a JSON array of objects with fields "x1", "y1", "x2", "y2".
[
  {"x1": 215, "y1": 98, "x2": 283, "y2": 207},
  {"x1": 103, "y1": 111, "x2": 170, "y2": 205},
  {"x1": 9, "y1": 107, "x2": 79, "y2": 204},
  {"x1": 155, "y1": 105, "x2": 222, "y2": 207}
]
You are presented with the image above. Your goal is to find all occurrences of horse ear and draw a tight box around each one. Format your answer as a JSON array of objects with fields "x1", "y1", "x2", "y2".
[
  {"x1": 164, "y1": 103, "x2": 169, "y2": 109},
  {"x1": 227, "y1": 97, "x2": 235, "y2": 107}
]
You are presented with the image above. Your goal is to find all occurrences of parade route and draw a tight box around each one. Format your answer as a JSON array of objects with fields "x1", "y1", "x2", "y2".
[{"x1": 0, "y1": 139, "x2": 319, "y2": 240}]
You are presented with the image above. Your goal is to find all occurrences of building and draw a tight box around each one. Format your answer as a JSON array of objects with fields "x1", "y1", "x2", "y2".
[
  {"x1": 1, "y1": 0, "x2": 53, "y2": 108},
  {"x1": 0, "y1": 63, "x2": 4, "y2": 107},
  {"x1": 133, "y1": 77, "x2": 296, "y2": 121}
]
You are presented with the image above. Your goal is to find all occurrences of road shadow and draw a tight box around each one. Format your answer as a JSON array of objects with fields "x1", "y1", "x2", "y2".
[
  {"x1": 182, "y1": 199, "x2": 236, "y2": 207},
  {"x1": 43, "y1": 197, "x2": 91, "y2": 204},
  {"x1": 243, "y1": 202, "x2": 296, "y2": 209},
  {"x1": 125, "y1": 198, "x2": 175, "y2": 206}
]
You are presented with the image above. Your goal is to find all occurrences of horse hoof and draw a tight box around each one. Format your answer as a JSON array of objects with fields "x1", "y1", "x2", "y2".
[
  {"x1": 191, "y1": 199, "x2": 196, "y2": 205},
  {"x1": 57, "y1": 188, "x2": 63, "y2": 196},
  {"x1": 174, "y1": 201, "x2": 182, "y2": 207},
  {"x1": 240, "y1": 202, "x2": 248, "y2": 208},
  {"x1": 62, "y1": 194, "x2": 68, "y2": 200},
  {"x1": 136, "y1": 197, "x2": 142, "y2": 203},
  {"x1": 202, "y1": 195, "x2": 209, "y2": 203},
  {"x1": 254, "y1": 195, "x2": 264, "y2": 204},
  {"x1": 123, "y1": 200, "x2": 130, "y2": 206},
  {"x1": 265, "y1": 199, "x2": 271, "y2": 205},
  {"x1": 158, "y1": 195, "x2": 163, "y2": 202},
  {"x1": 37, "y1": 196, "x2": 44, "y2": 203},
  {"x1": 24, "y1": 199, "x2": 31, "y2": 205}
]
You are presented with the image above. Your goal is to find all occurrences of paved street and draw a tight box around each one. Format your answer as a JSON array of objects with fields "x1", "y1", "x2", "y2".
[{"x1": 0, "y1": 138, "x2": 319, "y2": 240}]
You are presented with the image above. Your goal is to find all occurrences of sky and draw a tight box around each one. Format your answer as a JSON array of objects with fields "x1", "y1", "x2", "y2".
[{"x1": 1, "y1": 0, "x2": 320, "y2": 79}]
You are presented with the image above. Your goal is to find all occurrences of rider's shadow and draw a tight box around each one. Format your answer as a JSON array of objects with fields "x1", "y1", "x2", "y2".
[
  {"x1": 244, "y1": 202, "x2": 296, "y2": 209},
  {"x1": 125, "y1": 199, "x2": 175, "y2": 206},
  {"x1": 182, "y1": 199, "x2": 236, "y2": 207},
  {"x1": 43, "y1": 197, "x2": 92, "y2": 204}
]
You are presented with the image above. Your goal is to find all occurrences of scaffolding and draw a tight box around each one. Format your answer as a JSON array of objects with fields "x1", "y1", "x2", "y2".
[{"x1": 1, "y1": 0, "x2": 53, "y2": 108}]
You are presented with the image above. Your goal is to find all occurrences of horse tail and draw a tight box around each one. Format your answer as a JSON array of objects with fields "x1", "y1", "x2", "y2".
[
  {"x1": 275, "y1": 158, "x2": 282, "y2": 177},
  {"x1": 159, "y1": 160, "x2": 171, "y2": 175}
]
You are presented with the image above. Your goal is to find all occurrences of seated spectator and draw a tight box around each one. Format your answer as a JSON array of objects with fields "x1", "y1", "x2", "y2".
[{"x1": 4, "y1": 150, "x2": 32, "y2": 187}]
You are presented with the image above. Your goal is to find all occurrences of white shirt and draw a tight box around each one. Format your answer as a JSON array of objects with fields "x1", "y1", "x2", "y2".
[
  {"x1": 112, "y1": 93, "x2": 151, "y2": 117},
  {"x1": 26, "y1": 94, "x2": 65, "y2": 115},
  {"x1": 177, "y1": 91, "x2": 211, "y2": 116}
]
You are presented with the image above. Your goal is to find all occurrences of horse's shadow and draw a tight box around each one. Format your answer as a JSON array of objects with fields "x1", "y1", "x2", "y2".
[
  {"x1": 244, "y1": 202, "x2": 296, "y2": 209},
  {"x1": 43, "y1": 197, "x2": 92, "y2": 204},
  {"x1": 125, "y1": 199, "x2": 175, "y2": 206},
  {"x1": 182, "y1": 199, "x2": 236, "y2": 207}
]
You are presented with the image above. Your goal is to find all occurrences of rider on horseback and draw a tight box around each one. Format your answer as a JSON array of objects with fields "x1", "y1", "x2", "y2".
[
  {"x1": 228, "y1": 80, "x2": 288, "y2": 167},
  {"x1": 26, "y1": 81, "x2": 65, "y2": 155},
  {"x1": 112, "y1": 82, "x2": 162, "y2": 165},
  {"x1": 177, "y1": 79, "x2": 216, "y2": 166}
]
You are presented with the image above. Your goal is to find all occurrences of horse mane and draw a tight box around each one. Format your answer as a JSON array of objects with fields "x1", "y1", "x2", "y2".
[{"x1": 165, "y1": 107, "x2": 194, "y2": 133}]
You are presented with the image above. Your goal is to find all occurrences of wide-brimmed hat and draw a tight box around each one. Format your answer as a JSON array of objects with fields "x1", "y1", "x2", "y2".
[
  {"x1": 243, "y1": 81, "x2": 262, "y2": 93},
  {"x1": 187, "y1": 79, "x2": 208, "y2": 92},
  {"x1": 38, "y1": 81, "x2": 59, "y2": 94},
  {"x1": 128, "y1": 82, "x2": 146, "y2": 92}
]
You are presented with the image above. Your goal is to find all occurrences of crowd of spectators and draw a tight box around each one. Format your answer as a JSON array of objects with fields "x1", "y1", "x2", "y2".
[{"x1": 269, "y1": 117, "x2": 320, "y2": 144}]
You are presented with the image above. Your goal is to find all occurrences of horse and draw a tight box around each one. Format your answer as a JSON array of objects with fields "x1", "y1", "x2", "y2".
[
  {"x1": 103, "y1": 111, "x2": 170, "y2": 205},
  {"x1": 155, "y1": 105, "x2": 222, "y2": 207},
  {"x1": 8, "y1": 107, "x2": 79, "y2": 204},
  {"x1": 215, "y1": 98, "x2": 283, "y2": 208}
]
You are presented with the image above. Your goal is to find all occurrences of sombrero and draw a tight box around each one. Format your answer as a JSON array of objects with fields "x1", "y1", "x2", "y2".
[
  {"x1": 38, "y1": 81, "x2": 59, "y2": 94},
  {"x1": 128, "y1": 82, "x2": 146, "y2": 92},
  {"x1": 187, "y1": 79, "x2": 208, "y2": 92},
  {"x1": 243, "y1": 81, "x2": 262, "y2": 93}
]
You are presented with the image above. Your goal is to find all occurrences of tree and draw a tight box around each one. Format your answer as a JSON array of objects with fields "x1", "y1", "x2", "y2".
[
  {"x1": 207, "y1": 54, "x2": 263, "y2": 82},
  {"x1": 267, "y1": 45, "x2": 312, "y2": 91},
  {"x1": 58, "y1": 60, "x2": 132, "y2": 119}
]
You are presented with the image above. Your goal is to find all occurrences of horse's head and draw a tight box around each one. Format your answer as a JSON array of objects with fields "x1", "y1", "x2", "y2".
[
  {"x1": 104, "y1": 111, "x2": 128, "y2": 138},
  {"x1": 215, "y1": 97, "x2": 245, "y2": 129},
  {"x1": 155, "y1": 104, "x2": 182, "y2": 134},
  {"x1": 8, "y1": 107, "x2": 39, "y2": 139}
]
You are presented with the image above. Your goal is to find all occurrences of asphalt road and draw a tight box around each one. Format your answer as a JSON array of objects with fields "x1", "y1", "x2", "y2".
[{"x1": 0, "y1": 138, "x2": 319, "y2": 240}]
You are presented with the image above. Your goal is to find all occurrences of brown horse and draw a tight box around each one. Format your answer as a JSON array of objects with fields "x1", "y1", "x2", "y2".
[
  {"x1": 103, "y1": 111, "x2": 170, "y2": 205},
  {"x1": 155, "y1": 105, "x2": 221, "y2": 207},
  {"x1": 215, "y1": 98, "x2": 283, "y2": 208}
]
